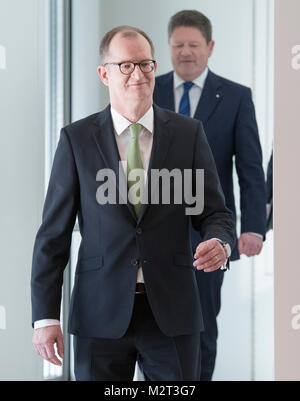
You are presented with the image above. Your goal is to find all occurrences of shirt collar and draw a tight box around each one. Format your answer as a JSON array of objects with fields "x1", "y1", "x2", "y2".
[
  {"x1": 110, "y1": 106, "x2": 154, "y2": 136},
  {"x1": 173, "y1": 67, "x2": 209, "y2": 90}
]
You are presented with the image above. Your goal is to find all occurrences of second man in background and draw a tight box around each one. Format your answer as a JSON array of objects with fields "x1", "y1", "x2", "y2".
[{"x1": 153, "y1": 10, "x2": 266, "y2": 381}]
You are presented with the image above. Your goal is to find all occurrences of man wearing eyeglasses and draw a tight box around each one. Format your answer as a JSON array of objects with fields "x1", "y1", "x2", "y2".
[{"x1": 31, "y1": 25, "x2": 235, "y2": 381}]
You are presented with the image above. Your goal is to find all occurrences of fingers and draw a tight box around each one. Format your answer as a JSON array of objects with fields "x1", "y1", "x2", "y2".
[
  {"x1": 45, "y1": 342, "x2": 63, "y2": 366},
  {"x1": 194, "y1": 239, "x2": 216, "y2": 258},
  {"x1": 238, "y1": 235, "x2": 245, "y2": 255},
  {"x1": 194, "y1": 245, "x2": 221, "y2": 266},
  {"x1": 242, "y1": 244, "x2": 260, "y2": 256},
  {"x1": 193, "y1": 239, "x2": 226, "y2": 272},
  {"x1": 239, "y1": 233, "x2": 263, "y2": 257},
  {"x1": 56, "y1": 335, "x2": 64, "y2": 360},
  {"x1": 34, "y1": 343, "x2": 46, "y2": 361},
  {"x1": 194, "y1": 253, "x2": 225, "y2": 272},
  {"x1": 35, "y1": 341, "x2": 62, "y2": 366},
  {"x1": 32, "y1": 326, "x2": 64, "y2": 366}
]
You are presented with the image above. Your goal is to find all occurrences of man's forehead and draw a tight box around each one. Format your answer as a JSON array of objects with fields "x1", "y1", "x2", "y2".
[
  {"x1": 111, "y1": 32, "x2": 147, "y2": 46},
  {"x1": 109, "y1": 32, "x2": 152, "y2": 54},
  {"x1": 170, "y1": 26, "x2": 204, "y2": 40}
]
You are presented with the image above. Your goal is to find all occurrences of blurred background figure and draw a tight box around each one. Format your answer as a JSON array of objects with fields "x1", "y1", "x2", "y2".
[{"x1": 154, "y1": 9, "x2": 266, "y2": 381}]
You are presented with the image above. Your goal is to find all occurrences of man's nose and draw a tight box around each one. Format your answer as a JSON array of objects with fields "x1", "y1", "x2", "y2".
[
  {"x1": 180, "y1": 45, "x2": 192, "y2": 56},
  {"x1": 130, "y1": 64, "x2": 145, "y2": 80}
]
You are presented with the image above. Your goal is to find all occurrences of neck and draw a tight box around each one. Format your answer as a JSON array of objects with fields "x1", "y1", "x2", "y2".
[{"x1": 111, "y1": 98, "x2": 152, "y2": 123}]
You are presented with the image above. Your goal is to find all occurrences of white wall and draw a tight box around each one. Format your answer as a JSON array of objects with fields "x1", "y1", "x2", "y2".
[
  {"x1": 0, "y1": 0, "x2": 46, "y2": 380},
  {"x1": 72, "y1": 0, "x2": 103, "y2": 120},
  {"x1": 71, "y1": 0, "x2": 274, "y2": 381}
]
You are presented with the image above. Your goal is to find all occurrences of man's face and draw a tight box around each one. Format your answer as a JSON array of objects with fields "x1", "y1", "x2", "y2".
[
  {"x1": 169, "y1": 26, "x2": 214, "y2": 81},
  {"x1": 98, "y1": 33, "x2": 157, "y2": 110}
]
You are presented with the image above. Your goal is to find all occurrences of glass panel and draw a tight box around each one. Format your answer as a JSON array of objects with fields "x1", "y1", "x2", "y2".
[{"x1": 43, "y1": 0, "x2": 70, "y2": 380}]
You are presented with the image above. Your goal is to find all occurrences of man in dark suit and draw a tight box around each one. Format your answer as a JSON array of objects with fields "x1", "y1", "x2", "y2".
[
  {"x1": 153, "y1": 10, "x2": 266, "y2": 380},
  {"x1": 31, "y1": 25, "x2": 235, "y2": 381}
]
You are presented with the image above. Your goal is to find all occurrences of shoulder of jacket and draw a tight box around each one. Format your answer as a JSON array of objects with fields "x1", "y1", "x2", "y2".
[{"x1": 209, "y1": 71, "x2": 251, "y2": 94}]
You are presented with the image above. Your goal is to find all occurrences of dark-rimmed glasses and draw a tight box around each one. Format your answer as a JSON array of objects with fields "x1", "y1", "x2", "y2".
[{"x1": 103, "y1": 59, "x2": 156, "y2": 75}]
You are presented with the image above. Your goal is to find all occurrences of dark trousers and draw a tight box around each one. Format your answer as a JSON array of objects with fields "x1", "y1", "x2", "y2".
[
  {"x1": 195, "y1": 268, "x2": 224, "y2": 381},
  {"x1": 73, "y1": 293, "x2": 201, "y2": 381}
]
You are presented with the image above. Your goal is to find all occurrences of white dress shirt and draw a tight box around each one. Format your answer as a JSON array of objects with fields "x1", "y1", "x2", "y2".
[
  {"x1": 173, "y1": 67, "x2": 208, "y2": 118},
  {"x1": 34, "y1": 106, "x2": 154, "y2": 329}
]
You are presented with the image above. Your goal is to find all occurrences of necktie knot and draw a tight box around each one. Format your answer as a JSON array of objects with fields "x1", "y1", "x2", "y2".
[
  {"x1": 129, "y1": 123, "x2": 142, "y2": 139},
  {"x1": 183, "y1": 81, "x2": 194, "y2": 92}
]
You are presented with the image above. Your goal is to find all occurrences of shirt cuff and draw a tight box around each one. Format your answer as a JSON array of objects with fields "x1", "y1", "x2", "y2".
[
  {"x1": 246, "y1": 232, "x2": 263, "y2": 239},
  {"x1": 34, "y1": 319, "x2": 60, "y2": 330},
  {"x1": 212, "y1": 238, "x2": 231, "y2": 271}
]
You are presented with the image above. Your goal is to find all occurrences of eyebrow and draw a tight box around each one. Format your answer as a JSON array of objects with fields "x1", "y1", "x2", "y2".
[
  {"x1": 172, "y1": 40, "x2": 201, "y2": 45},
  {"x1": 106, "y1": 58, "x2": 152, "y2": 64}
]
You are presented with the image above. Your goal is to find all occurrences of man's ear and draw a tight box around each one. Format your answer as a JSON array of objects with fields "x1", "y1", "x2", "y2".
[
  {"x1": 97, "y1": 65, "x2": 109, "y2": 86},
  {"x1": 208, "y1": 40, "x2": 215, "y2": 58}
]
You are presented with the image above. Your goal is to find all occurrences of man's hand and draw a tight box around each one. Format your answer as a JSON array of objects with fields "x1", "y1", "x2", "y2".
[
  {"x1": 238, "y1": 233, "x2": 263, "y2": 257},
  {"x1": 32, "y1": 325, "x2": 64, "y2": 366},
  {"x1": 193, "y1": 239, "x2": 227, "y2": 272}
]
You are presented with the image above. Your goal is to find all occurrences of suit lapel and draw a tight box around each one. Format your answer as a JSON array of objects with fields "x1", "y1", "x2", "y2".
[
  {"x1": 92, "y1": 105, "x2": 137, "y2": 221},
  {"x1": 156, "y1": 72, "x2": 175, "y2": 111},
  {"x1": 194, "y1": 70, "x2": 223, "y2": 123}
]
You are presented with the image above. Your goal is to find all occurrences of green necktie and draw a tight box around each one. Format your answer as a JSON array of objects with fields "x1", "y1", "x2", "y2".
[{"x1": 127, "y1": 123, "x2": 144, "y2": 215}]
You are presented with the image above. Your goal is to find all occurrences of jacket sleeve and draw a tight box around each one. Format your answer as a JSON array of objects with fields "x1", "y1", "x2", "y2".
[
  {"x1": 234, "y1": 88, "x2": 266, "y2": 237},
  {"x1": 31, "y1": 128, "x2": 79, "y2": 325},
  {"x1": 191, "y1": 121, "x2": 236, "y2": 250},
  {"x1": 266, "y1": 151, "x2": 273, "y2": 204}
]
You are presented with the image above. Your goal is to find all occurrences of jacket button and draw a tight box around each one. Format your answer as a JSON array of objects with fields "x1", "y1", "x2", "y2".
[
  {"x1": 131, "y1": 259, "x2": 138, "y2": 266},
  {"x1": 136, "y1": 228, "x2": 142, "y2": 235}
]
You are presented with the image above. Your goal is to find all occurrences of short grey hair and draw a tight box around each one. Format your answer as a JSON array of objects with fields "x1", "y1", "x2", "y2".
[{"x1": 168, "y1": 10, "x2": 213, "y2": 43}]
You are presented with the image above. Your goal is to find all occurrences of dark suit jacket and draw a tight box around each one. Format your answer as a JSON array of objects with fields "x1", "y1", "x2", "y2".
[
  {"x1": 266, "y1": 151, "x2": 273, "y2": 231},
  {"x1": 154, "y1": 70, "x2": 266, "y2": 260},
  {"x1": 31, "y1": 104, "x2": 235, "y2": 338}
]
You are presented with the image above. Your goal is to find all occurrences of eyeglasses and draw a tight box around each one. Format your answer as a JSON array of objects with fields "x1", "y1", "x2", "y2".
[{"x1": 103, "y1": 59, "x2": 156, "y2": 75}]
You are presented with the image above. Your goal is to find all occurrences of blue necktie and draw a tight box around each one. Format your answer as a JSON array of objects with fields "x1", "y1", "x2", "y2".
[{"x1": 179, "y1": 81, "x2": 194, "y2": 116}]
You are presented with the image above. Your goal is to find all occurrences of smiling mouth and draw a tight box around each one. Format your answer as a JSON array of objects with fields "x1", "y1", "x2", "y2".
[{"x1": 128, "y1": 82, "x2": 148, "y2": 87}]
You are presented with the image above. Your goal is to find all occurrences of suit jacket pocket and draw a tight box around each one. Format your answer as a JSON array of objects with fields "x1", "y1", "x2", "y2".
[
  {"x1": 173, "y1": 253, "x2": 194, "y2": 269},
  {"x1": 76, "y1": 256, "x2": 103, "y2": 274}
]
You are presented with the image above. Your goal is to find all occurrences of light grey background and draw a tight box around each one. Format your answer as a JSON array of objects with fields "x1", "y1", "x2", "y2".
[{"x1": 0, "y1": 0, "x2": 45, "y2": 380}]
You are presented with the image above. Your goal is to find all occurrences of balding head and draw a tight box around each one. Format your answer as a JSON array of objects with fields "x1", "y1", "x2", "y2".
[{"x1": 100, "y1": 25, "x2": 155, "y2": 64}]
